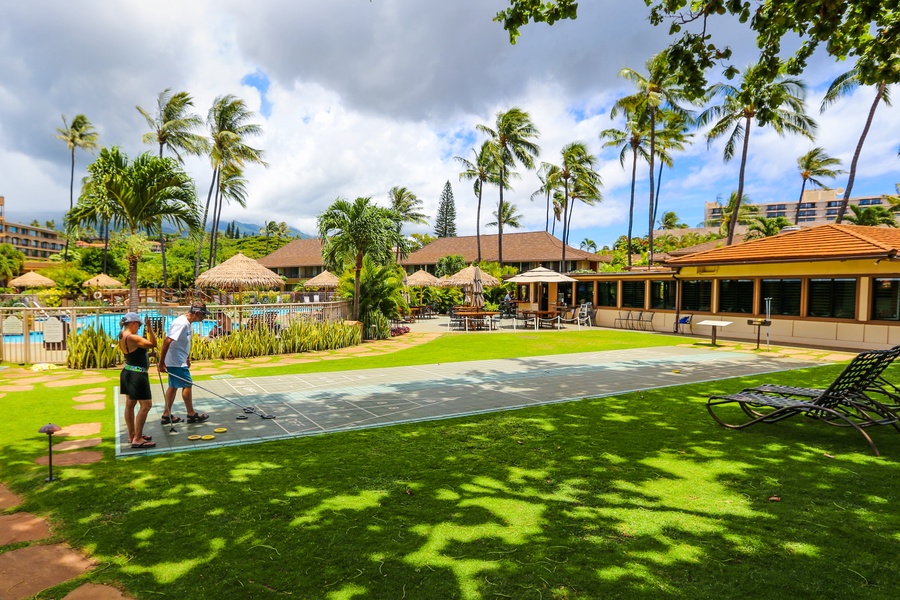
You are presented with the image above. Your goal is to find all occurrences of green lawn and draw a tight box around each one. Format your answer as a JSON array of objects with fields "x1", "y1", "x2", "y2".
[{"x1": 2, "y1": 332, "x2": 899, "y2": 599}]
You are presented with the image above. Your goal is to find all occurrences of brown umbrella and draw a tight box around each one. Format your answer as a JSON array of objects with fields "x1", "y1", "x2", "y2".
[
  {"x1": 471, "y1": 266, "x2": 485, "y2": 309},
  {"x1": 304, "y1": 270, "x2": 340, "y2": 289},
  {"x1": 195, "y1": 253, "x2": 284, "y2": 290},
  {"x1": 444, "y1": 265, "x2": 501, "y2": 288},
  {"x1": 82, "y1": 273, "x2": 124, "y2": 288},
  {"x1": 9, "y1": 271, "x2": 56, "y2": 288}
]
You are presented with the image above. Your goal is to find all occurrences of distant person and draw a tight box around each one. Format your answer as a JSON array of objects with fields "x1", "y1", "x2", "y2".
[
  {"x1": 158, "y1": 303, "x2": 210, "y2": 424},
  {"x1": 119, "y1": 312, "x2": 157, "y2": 449},
  {"x1": 208, "y1": 312, "x2": 233, "y2": 338}
]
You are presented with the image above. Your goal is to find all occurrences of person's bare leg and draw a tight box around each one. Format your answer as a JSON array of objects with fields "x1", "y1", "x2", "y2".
[
  {"x1": 182, "y1": 386, "x2": 195, "y2": 416},
  {"x1": 134, "y1": 400, "x2": 152, "y2": 443},
  {"x1": 163, "y1": 386, "x2": 177, "y2": 419},
  {"x1": 124, "y1": 397, "x2": 137, "y2": 441}
]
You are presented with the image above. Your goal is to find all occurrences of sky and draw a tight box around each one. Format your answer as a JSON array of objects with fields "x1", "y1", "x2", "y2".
[{"x1": 1, "y1": 0, "x2": 898, "y2": 250}]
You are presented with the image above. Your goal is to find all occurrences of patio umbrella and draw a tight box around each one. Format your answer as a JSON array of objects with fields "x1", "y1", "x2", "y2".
[
  {"x1": 9, "y1": 271, "x2": 56, "y2": 288},
  {"x1": 82, "y1": 273, "x2": 124, "y2": 288},
  {"x1": 508, "y1": 266, "x2": 577, "y2": 283},
  {"x1": 304, "y1": 270, "x2": 339, "y2": 289},
  {"x1": 195, "y1": 252, "x2": 284, "y2": 304},
  {"x1": 444, "y1": 265, "x2": 501, "y2": 288},
  {"x1": 406, "y1": 269, "x2": 441, "y2": 287},
  {"x1": 471, "y1": 266, "x2": 485, "y2": 309}
]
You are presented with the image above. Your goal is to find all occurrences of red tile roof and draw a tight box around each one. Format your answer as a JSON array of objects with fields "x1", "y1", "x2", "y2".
[
  {"x1": 402, "y1": 231, "x2": 598, "y2": 266},
  {"x1": 664, "y1": 225, "x2": 900, "y2": 266},
  {"x1": 257, "y1": 238, "x2": 325, "y2": 268}
]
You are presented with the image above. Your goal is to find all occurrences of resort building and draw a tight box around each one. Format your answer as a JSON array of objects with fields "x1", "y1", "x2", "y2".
[
  {"x1": 401, "y1": 231, "x2": 601, "y2": 274},
  {"x1": 0, "y1": 196, "x2": 65, "y2": 260},
  {"x1": 561, "y1": 224, "x2": 900, "y2": 350},
  {"x1": 704, "y1": 188, "x2": 893, "y2": 226},
  {"x1": 257, "y1": 238, "x2": 327, "y2": 285}
]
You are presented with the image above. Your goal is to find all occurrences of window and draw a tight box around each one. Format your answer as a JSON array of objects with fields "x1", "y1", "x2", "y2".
[
  {"x1": 621, "y1": 280, "x2": 645, "y2": 308},
  {"x1": 760, "y1": 279, "x2": 801, "y2": 316},
  {"x1": 650, "y1": 280, "x2": 676, "y2": 310},
  {"x1": 576, "y1": 282, "x2": 593, "y2": 305},
  {"x1": 872, "y1": 279, "x2": 900, "y2": 321},
  {"x1": 681, "y1": 280, "x2": 712, "y2": 311},
  {"x1": 596, "y1": 281, "x2": 617, "y2": 307},
  {"x1": 827, "y1": 201, "x2": 842, "y2": 208},
  {"x1": 718, "y1": 280, "x2": 753, "y2": 313},
  {"x1": 559, "y1": 283, "x2": 573, "y2": 305},
  {"x1": 808, "y1": 279, "x2": 856, "y2": 318}
]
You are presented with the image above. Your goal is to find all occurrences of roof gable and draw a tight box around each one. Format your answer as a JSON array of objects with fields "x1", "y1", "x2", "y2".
[
  {"x1": 258, "y1": 238, "x2": 325, "y2": 268},
  {"x1": 402, "y1": 231, "x2": 598, "y2": 265}
]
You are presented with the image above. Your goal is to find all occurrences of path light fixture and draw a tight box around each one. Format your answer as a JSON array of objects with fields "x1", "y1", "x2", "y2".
[{"x1": 39, "y1": 423, "x2": 62, "y2": 482}]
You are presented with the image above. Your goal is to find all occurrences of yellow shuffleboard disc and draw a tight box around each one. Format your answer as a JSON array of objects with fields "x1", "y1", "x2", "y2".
[
  {"x1": 213, "y1": 428, "x2": 228, "y2": 434},
  {"x1": 201, "y1": 435, "x2": 216, "y2": 441},
  {"x1": 187, "y1": 435, "x2": 202, "y2": 441}
]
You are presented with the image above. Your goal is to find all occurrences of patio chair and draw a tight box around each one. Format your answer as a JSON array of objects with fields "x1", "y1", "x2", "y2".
[
  {"x1": 636, "y1": 311, "x2": 655, "y2": 331},
  {"x1": 707, "y1": 347, "x2": 900, "y2": 456},
  {"x1": 630, "y1": 311, "x2": 644, "y2": 330},
  {"x1": 613, "y1": 311, "x2": 632, "y2": 329},
  {"x1": 559, "y1": 305, "x2": 591, "y2": 330},
  {"x1": 676, "y1": 314, "x2": 693, "y2": 335}
]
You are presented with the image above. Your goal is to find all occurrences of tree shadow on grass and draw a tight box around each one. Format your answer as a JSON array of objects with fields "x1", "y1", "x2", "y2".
[{"x1": 2, "y1": 363, "x2": 899, "y2": 599}]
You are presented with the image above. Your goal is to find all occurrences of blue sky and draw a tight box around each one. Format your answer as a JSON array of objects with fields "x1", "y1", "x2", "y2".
[{"x1": 0, "y1": 1, "x2": 896, "y2": 249}]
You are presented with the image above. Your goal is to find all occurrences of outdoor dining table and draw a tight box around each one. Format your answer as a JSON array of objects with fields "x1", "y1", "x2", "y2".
[
  {"x1": 462, "y1": 311, "x2": 500, "y2": 331},
  {"x1": 696, "y1": 319, "x2": 732, "y2": 346}
]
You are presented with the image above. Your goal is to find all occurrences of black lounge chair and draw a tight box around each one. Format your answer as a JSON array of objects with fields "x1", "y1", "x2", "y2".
[{"x1": 707, "y1": 347, "x2": 900, "y2": 456}]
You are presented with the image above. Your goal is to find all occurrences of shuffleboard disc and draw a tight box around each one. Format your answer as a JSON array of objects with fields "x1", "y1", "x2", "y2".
[
  {"x1": 201, "y1": 435, "x2": 216, "y2": 441},
  {"x1": 187, "y1": 435, "x2": 202, "y2": 441},
  {"x1": 214, "y1": 428, "x2": 227, "y2": 434}
]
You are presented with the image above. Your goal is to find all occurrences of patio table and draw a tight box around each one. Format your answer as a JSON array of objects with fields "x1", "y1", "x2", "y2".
[{"x1": 696, "y1": 319, "x2": 732, "y2": 346}]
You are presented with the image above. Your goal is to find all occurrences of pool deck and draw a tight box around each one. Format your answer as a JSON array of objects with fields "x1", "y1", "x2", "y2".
[{"x1": 115, "y1": 345, "x2": 818, "y2": 457}]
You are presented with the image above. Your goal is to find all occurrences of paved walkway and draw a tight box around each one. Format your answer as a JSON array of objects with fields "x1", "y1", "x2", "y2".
[{"x1": 116, "y1": 345, "x2": 818, "y2": 456}]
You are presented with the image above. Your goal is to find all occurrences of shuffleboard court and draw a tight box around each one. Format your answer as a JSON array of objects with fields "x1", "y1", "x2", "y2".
[{"x1": 115, "y1": 346, "x2": 818, "y2": 456}]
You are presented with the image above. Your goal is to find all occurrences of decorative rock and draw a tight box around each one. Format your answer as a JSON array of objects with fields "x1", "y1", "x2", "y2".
[
  {"x1": 56, "y1": 423, "x2": 101, "y2": 437},
  {"x1": 0, "y1": 484, "x2": 22, "y2": 510},
  {"x1": 0, "y1": 512, "x2": 51, "y2": 546},
  {"x1": 63, "y1": 583, "x2": 134, "y2": 600},
  {"x1": 73, "y1": 402, "x2": 106, "y2": 411},
  {"x1": 52, "y1": 438, "x2": 102, "y2": 452},
  {"x1": 0, "y1": 544, "x2": 94, "y2": 600},
  {"x1": 34, "y1": 451, "x2": 103, "y2": 466}
]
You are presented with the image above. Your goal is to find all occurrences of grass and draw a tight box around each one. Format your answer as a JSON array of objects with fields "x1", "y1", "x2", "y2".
[{"x1": 1, "y1": 331, "x2": 899, "y2": 599}]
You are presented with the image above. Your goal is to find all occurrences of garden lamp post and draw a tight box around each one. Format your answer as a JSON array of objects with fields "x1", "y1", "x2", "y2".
[{"x1": 39, "y1": 423, "x2": 62, "y2": 482}]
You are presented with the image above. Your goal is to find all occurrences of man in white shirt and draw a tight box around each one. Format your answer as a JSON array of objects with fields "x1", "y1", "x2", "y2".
[{"x1": 158, "y1": 303, "x2": 210, "y2": 424}]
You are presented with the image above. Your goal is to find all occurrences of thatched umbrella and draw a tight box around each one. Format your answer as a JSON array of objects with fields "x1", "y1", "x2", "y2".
[
  {"x1": 304, "y1": 270, "x2": 340, "y2": 289},
  {"x1": 444, "y1": 265, "x2": 500, "y2": 288},
  {"x1": 406, "y1": 269, "x2": 441, "y2": 287},
  {"x1": 83, "y1": 273, "x2": 124, "y2": 288},
  {"x1": 195, "y1": 253, "x2": 283, "y2": 305},
  {"x1": 9, "y1": 271, "x2": 56, "y2": 289}
]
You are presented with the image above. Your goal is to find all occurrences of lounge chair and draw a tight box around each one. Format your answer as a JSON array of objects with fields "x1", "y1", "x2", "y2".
[{"x1": 707, "y1": 347, "x2": 900, "y2": 456}]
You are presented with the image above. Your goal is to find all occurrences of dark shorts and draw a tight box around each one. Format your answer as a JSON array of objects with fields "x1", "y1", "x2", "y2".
[
  {"x1": 167, "y1": 366, "x2": 193, "y2": 389},
  {"x1": 120, "y1": 368, "x2": 152, "y2": 401}
]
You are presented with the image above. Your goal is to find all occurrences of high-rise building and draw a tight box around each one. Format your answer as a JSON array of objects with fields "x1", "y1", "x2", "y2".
[
  {"x1": 0, "y1": 196, "x2": 65, "y2": 259},
  {"x1": 704, "y1": 188, "x2": 893, "y2": 226}
]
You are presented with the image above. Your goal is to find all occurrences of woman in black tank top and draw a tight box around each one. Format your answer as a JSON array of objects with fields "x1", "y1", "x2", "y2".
[{"x1": 120, "y1": 312, "x2": 157, "y2": 449}]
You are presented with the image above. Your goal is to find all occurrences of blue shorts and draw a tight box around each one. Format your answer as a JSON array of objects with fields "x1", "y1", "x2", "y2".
[{"x1": 166, "y1": 366, "x2": 193, "y2": 389}]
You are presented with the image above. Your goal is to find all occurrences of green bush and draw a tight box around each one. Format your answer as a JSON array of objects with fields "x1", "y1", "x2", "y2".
[
  {"x1": 66, "y1": 325, "x2": 121, "y2": 369},
  {"x1": 363, "y1": 309, "x2": 390, "y2": 340},
  {"x1": 189, "y1": 319, "x2": 361, "y2": 361}
]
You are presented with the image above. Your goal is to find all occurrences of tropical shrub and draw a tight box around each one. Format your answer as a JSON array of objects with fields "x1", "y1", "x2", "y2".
[
  {"x1": 337, "y1": 257, "x2": 407, "y2": 321},
  {"x1": 189, "y1": 319, "x2": 361, "y2": 361},
  {"x1": 364, "y1": 309, "x2": 391, "y2": 341},
  {"x1": 67, "y1": 325, "x2": 121, "y2": 369}
]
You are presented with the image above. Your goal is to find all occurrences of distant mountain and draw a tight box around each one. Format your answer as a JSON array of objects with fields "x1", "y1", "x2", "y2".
[{"x1": 5, "y1": 210, "x2": 312, "y2": 239}]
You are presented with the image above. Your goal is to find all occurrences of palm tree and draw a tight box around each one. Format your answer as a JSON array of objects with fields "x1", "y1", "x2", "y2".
[
  {"x1": 388, "y1": 186, "x2": 427, "y2": 262},
  {"x1": 318, "y1": 197, "x2": 405, "y2": 320},
  {"x1": 793, "y1": 147, "x2": 844, "y2": 223},
  {"x1": 844, "y1": 205, "x2": 898, "y2": 227},
  {"x1": 76, "y1": 147, "x2": 126, "y2": 273},
  {"x1": 455, "y1": 141, "x2": 501, "y2": 262},
  {"x1": 547, "y1": 142, "x2": 601, "y2": 272},
  {"x1": 745, "y1": 215, "x2": 792, "y2": 239},
  {"x1": 195, "y1": 95, "x2": 266, "y2": 278},
  {"x1": 699, "y1": 65, "x2": 817, "y2": 245},
  {"x1": 68, "y1": 150, "x2": 200, "y2": 309},
  {"x1": 615, "y1": 53, "x2": 693, "y2": 264},
  {"x1": 477, "y1": 107, "x2": 540, "y2": 265},
  {"x1": 601, "y1": 107, "x2": 649, "y2": 267},
  {"x1": 658, "y1": 211, "x2": 685, "y2": 229},
  {"x1": 486, "y1": 200, "x2": 524, "y2": 236},
  {"x1": 580, "y1": 238, "x2": 597, "y2": 252},
  {"x1": 56, "y1": 114, "x2": 99, "y2": 260},
  {"x1": 209, "y1": 165, "x2": 247, "y2": 265},
  {"x1": 260, "y1": 220, "x2": 278, "y2": 254},
  {"x1": 651, "y1": 110, "x2": 693, "y2": 229},
  {"x1": 820, "y1": 68, "x2": 893, "y2": 223},
  {"x1": 138, "y1": 89, "x2": 208, "y2": 287},
  {"x1": 719, "y1": 191, "x2": 759, "y2": 236},
  {"x1": 530, "y1": 163, "x2": 559, "y2": 234}
]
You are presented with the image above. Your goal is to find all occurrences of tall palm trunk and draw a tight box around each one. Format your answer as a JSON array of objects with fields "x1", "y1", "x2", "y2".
[
  {"x1": 64, "y1": 148, "x2": 75, "y2": 260},
  {"x1": 544, "y1": 187, "x2": 551, "y2": 233},
  {"x1": 194, "y1": 168, "x2": 219, "y2": 279},
  {"x1": 102, "y1": 220, "x2": 109, "y2": 273},
  {"x1": 208, "y1": 186, "x2": 221, "y2": 267},
  {"x1": 211, "y1": 187, "x2": 226, "y2": 267},
  {"x1": 835, "y1": 83, "x2": 885, "y2": 224},
  {"x1": 158, "y1": 143, "x2": 168, "y2": 287},
  {"x1": 793, "y1": 177, "x2": 808, "y2": 224},
  {"x1": 476, "y1": 185, "x2": 483, "y2": 263},
  {"x1": 727, "y1": 116, "x2": 753, "y2": 245},
  {"x1": 353, "y1": 251, "x2": 363, "y2": 320},
  {"x1": 560, "y1": 180, "x2": 569, "y2": 273},
  {"x1": 626, "y1": 148, "x2": 638, "y2": 267},
  {"x1": 498, "y1": 165, "x2": 505, "y2": 266},
  {"x1": 653, "y1": 160, "x2": 664, "y2": 229},
  {"x1": 128, "y1": 256, "x2": 139, "y2": 311},
  {"x1": 647, "y1": 108, "x2": 657, "y2": 265}
]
